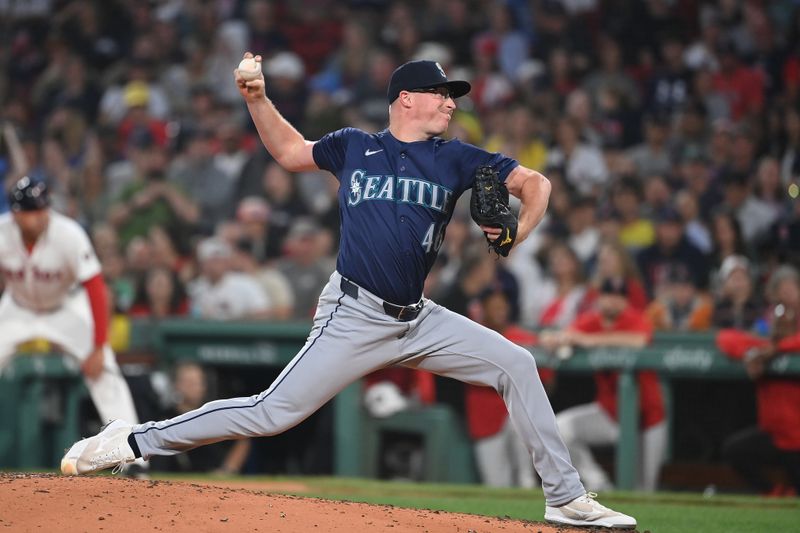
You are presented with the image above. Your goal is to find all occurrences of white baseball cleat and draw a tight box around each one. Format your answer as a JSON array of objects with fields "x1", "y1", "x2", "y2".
[
  {"x1": 60, "y1": 420, "x2": 137, "y2": 476},
  {"x1": 544, "y1": 492, "x2": 637, "y2": 529}
]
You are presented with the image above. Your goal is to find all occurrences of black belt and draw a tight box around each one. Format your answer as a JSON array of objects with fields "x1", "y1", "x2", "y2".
[{"x1": 340, "y1": 277, "x2": 423, "y2": 322}]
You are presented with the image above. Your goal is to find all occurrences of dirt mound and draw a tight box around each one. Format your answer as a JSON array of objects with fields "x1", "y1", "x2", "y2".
[{"x1": 0, "y1": 473, "x2": 589, "y2": 532}]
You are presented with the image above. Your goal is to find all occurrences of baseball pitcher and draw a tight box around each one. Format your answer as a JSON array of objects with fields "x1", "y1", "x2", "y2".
[{"x1": 61, "y1": 56, "x2": 635, "y2": 528}]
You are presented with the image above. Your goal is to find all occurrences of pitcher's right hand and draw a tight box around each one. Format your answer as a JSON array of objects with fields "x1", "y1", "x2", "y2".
[{"x1": 234, "y1": 52, "x2": 266, "y2": 103}]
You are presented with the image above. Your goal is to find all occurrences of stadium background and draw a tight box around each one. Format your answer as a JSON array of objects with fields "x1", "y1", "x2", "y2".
[{"x1": 0, "y1": 0, "x2": 799, "y2": 495}]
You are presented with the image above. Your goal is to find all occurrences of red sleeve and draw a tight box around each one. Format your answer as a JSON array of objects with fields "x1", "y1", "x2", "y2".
[
  {"x1": 784, "y1": 57, "x2": 800, "y2": 92},
  {"x1": 626, "y1": 279, "x2": 649, "y2": 310},
  {"x1": 365, "y1": 368, "x2": 436, "y2": 403},
  {"x1": 777, "y1": 333, "x2": 800, "y2": 354},
  {"x1": 716, "y1": 329, "x2": 767, "y2": 359},
  {"x1": 414, "y1": 371, "x2": 436, "y2": 405},
  {"x1": 746, "y1": 70, "x2": 765, "y2": 115},
  {"x1": 503, "y1": 325, "x2": 538, "y2": 345},
  {"x1": 127, "y1": 303, "x2": 150, "y2": 318},
  {"x1": 628, "y1": 309, "x2": 653, "y2": 342},
  {"x1": 365, "y1": 368, "x2": 416, "y2": 393},
  {"x1": 82, "y1": 274, "x2": 108, "y2": 348},
  {"x1": 570, "y1": 311, "x2": 601, "y2": 333},
  {"x1": 176, "y1": 298, "x2": 190, "y2": 316}
]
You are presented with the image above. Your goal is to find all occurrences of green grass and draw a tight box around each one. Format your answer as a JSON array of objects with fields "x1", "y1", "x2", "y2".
[{"x1": 152, "y1": 475, "x2": 800, "y2": 533}]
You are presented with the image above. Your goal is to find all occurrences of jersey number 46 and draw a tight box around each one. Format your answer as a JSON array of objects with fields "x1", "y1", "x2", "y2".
[{"x1": 421, "y1": 222, "x2": 446, "y2": 253}]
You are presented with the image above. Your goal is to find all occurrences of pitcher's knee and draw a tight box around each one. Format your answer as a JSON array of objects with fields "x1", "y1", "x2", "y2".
[
  {"x1": 501, "y1": 345, "x2": 539, "y2": 374},
  {"x1": 253, "y1": 414, "x2": 295, "y2": 436},
  {"x1": 254, "y1": 396, "x2": 314, "y2": 436},
  {"x1": 493, "y1": 345, "x2": 539, "y2": 392}
]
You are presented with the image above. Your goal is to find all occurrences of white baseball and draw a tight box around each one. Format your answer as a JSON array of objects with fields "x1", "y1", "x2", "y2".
[{"x1": 237, "y1": 57, "x2": 261, "y2": 81}]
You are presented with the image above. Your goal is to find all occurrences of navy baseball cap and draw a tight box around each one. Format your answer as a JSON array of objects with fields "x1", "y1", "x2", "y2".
[
  {"x1": 8, "y1": 176, "x2": 49, "y2": 212},
  {"x1": 387, "y1": 60, "x2": 471, "y2": 103}
]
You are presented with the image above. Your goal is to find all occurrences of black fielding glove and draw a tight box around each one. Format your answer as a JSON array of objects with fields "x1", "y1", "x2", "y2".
[{"x1": 470, "y1": 165, "x2": 518, "y2": 257}]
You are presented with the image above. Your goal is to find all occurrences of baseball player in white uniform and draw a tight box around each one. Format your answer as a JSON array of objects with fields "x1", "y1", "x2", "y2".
[{"x1": 0, "y1": 177, "x2": 145, "y2": 473}]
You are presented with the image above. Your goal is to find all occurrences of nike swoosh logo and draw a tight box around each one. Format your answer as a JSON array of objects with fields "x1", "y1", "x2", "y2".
[
  {"x1": 562, "y1": 508, "x2": 605, "y2": 521},
  {"x1": 365, "y1": 149, "x2": 384, "y2": 156}
]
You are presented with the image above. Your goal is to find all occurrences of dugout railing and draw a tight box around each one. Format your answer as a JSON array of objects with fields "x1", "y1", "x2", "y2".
[{"x1": 2, "y1": 321, "x2": 799, "y2": 490}]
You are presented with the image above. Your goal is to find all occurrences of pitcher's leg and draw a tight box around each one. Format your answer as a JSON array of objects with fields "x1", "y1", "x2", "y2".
[
  {"x1": 132, "y1": 291, "x2": 404, "y2": 459},
  {"x1": 556, "y1": 403, "x2": 617, "y2": 491},
  {"x1": 401, "y1": 304, "x2": 584, "y2": 506}
]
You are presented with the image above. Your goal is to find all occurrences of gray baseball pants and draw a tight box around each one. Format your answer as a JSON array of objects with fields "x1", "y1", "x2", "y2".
[{"x1": 132, "y1": 271, "x2": 585, "y2": 505}]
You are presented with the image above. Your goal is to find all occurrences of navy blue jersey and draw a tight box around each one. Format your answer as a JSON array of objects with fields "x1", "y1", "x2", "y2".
[{"x1": 313, "y1": 128, "x2": 518, "y2": 305}]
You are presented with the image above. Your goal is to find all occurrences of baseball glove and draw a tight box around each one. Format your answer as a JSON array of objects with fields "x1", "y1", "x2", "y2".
[{"x1": 470, "y1": 165, "x2": 518, "y2": 257}]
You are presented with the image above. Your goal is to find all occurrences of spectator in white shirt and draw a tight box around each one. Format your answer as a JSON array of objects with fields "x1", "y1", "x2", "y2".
[
  {"x1": 189, "y1": 237, "x2": 271, "y2": 320},
  {"x1": 720, "y1": 171, "x2": 779, "y2": 248},
  {"x1": 547, "y1": 117, "x2": 609, "y2": 196}
]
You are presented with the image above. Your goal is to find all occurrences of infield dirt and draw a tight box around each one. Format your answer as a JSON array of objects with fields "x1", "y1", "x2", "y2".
[{"x1": 0, "y1": 473, "x2": 614, "y2": 532}]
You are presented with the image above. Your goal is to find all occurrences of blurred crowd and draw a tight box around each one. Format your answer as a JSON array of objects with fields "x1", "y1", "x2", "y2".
[{"x1": 1, "y1": 0, "x2": 800, "y2": 493}]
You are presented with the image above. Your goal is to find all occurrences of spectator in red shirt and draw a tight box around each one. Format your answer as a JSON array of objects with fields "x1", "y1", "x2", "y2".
[
  {"x1": 712, "y1": 43, "x2": 765, "y2": 122},
  {"x1": 717, "y1": 265, "x2": 800, "y2": 496},
  {"x1": 465, "y1": 289, "x2": 554, "y2": 488},
  {"x1": 541, "y1": 278, "x2": 666, "y2": 492},
  {"x1": 586, "y1": 239, "x2": 649, "y2": 311},
  {"x1": 128, "y1": 266, "x2": 189, "y2": 319}
]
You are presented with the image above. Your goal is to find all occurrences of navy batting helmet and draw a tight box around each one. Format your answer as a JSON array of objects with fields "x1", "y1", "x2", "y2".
[{"x1": 8, "y1": 176, "x2": 50, "y2": 212}]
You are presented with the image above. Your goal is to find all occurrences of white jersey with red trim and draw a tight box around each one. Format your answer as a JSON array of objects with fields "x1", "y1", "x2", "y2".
[
  {"x1": 0, "y1": 209, "x2": 140, "y2": 442},
  {"x1": 0, "y1": 211, "x2": 101, "y2": 312}
]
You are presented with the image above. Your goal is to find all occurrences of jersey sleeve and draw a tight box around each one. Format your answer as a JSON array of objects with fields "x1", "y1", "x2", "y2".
[
  {"x1": 312, "y1": 127, "x2": 359, "y2": 177},
  {"x1": 456, "y1": 140, "x2": 520, "y2": 189},
  {"x1": 570, "y1": 311, "x2": 601, "y2": 333},
  {"x1": 68, "y1": 224, "x2": 102, "y2": 282},
  {"x1": 777, "y1": 333, "x2": 800, "y2": 353},
  {"x1": 629, "y1": 311, "x2": 654, "y2": 343}
]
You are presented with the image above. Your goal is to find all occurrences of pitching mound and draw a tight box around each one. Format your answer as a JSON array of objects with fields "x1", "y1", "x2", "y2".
[{"x1": 0, "y1": 473, "x2": 595, "y2": 532}]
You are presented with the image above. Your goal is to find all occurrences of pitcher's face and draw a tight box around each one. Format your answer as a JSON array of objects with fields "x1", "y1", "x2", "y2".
[{"x1": 407, "y1": 87, "x2": 455, "y2": 136}]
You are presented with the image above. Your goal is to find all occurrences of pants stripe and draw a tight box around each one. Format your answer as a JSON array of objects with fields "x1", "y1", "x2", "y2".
[{"x1": 132, "y1": 294, "x2": 345, "y2": 437}]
